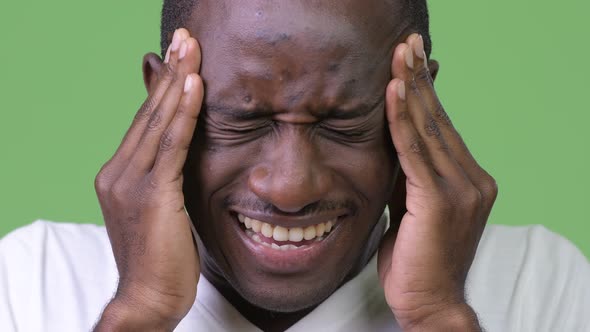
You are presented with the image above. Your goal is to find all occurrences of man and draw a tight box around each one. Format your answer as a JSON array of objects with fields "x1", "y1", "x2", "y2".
[{"x1": 1, "y1": 0, "x2": 589, "y2": 331}]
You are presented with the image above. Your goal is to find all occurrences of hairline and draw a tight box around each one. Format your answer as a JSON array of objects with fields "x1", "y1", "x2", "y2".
[{"x1": 159, "y1": 0, "x2": 432, "y2": 58}]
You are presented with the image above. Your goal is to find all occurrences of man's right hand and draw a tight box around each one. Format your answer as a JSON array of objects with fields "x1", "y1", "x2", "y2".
[{"x1": 93, "y1": 28, "x2": 204, "y2": 331}]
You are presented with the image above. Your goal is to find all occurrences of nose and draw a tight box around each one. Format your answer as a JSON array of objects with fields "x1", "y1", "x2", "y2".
[{"x1": 248, "y1": 127, "x2": 333, "y2": 213}]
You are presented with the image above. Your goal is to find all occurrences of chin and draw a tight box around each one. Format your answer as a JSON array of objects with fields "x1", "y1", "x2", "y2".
[{"x1": 232, "y1": 276, "x2": 342, "y2": 313}]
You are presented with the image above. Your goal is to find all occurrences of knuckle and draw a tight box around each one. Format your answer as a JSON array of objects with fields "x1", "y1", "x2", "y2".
[
  {"x1": 435, "y1": 140, "x2": 450, "y2": 154},
  {"x1": 142, "y1": 173, "x2": 163, "y2": 191},
  {"x1": 414, "y1": 67, "x2": 433, "y2": 86},
  {"x1": 481, "y1": 174, "x2": 499, "y2": 201},
  {"x1": 159, "y1": 130, "x2": 175, "y2": 152},
  {"x1": 94, "y1": 171, "x2": 112, "y2": 196},
  {"x1": 161, "y1": 63, "x2": 175, "y2": 81},
  {"x1": 110, "y1": 181, "x2": 132, "y2": 204},
  {"x1": 409, "y1": 138, "x2": 427, "y2": 155},
  {"x1": 424, "y1": 116, "x2": 441, "y2": 138},
  {"x1": 136, "y1": 98, "x2": 155, "y2": 121},
  {"x1": 397, "y1": 138, "x2": 430, "y2": 164},
  {"x1": 164, "y1": 63, "x2": 181, "y2": 83},
  {"x1": 460, "y1": 186, "x2": 482, "y2": 208},
  {"x1": 432, "y1": 103, "x2": 452, "y2": 126},
  {"x1": 147, "y1": 111, "x2": 163, "y2": 130},
  {"x1": 95, "y1": 161, "x2": 117, "y2": 195}
]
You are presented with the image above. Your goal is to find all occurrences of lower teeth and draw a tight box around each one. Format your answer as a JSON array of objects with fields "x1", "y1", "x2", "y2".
[{"x1": 246, "y1": 230, "x2": 314, "y2": 251}]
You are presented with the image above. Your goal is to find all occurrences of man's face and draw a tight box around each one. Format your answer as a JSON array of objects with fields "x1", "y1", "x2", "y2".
[{"x1": 182, "y1": 0, "x2": 407, "y2": 312}]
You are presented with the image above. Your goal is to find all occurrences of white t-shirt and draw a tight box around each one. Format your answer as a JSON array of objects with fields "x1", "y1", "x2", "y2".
[{"x1": 0, "y1": 221, "x2": 588, "y2": 332}]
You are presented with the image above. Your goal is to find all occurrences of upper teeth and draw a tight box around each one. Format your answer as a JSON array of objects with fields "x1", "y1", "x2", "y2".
[{"x1": 237, "y1": 214, "x2": 335, "y2": 242}]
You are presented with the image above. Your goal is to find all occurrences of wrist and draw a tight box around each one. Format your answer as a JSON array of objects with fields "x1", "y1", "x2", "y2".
[
  {"x1": 401, "y1": 303, "x2": 481, "y2": 332},
  {"x1": 94, "y1": 296, "x2": 181, "y2": 332}
]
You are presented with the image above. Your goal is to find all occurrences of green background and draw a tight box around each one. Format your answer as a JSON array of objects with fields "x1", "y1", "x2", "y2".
[{"x1": 0, "y1": 1, "x2": 588, "y2": 258}]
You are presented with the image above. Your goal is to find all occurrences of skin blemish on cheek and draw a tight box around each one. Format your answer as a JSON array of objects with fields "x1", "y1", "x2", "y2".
[
  {"x1": 274, "y1": 32, "x2": 291, "y2": 44},
  {"x1": 279, "y1": 70, "x2": 293, "y2": 82},
  {"x1": 327, "y1": 63, "x2": 340, "y2": 72}
]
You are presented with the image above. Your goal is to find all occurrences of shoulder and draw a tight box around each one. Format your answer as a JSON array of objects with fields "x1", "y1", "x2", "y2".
[
  {"x1": 474, "y1": 224, "x2": 589, "y2": 280},
  {"x1": 475, "y1": 224, "x2": 588, "y2": 271},
  {"x1": 0, "y1": 220, "x2": 114, "y2": 273},
  {"x1": 0, "y1": 220, "x2": 115, "y2": 275},
  {"x1": 0, "y1": 221, "x2": 117, "y2": 331},
  {"x1": 468, "y1": 224, "x2": 590, "y2": 331},
  {"x1": 1, "y1": 219, "x2": 110, "y2": 252}
]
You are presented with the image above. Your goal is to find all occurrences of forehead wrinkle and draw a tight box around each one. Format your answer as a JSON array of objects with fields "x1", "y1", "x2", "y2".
[{"x1": 205, "y1": 89, "x2": 384, "y2": 122}]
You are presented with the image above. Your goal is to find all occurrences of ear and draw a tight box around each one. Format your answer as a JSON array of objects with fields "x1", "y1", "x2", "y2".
[
  {"x1": 427, "y1": 59, "x2": 440, "y2": 81},
  {"x1": 142, "y1": 52, "x2": 165, "y2": 94}
]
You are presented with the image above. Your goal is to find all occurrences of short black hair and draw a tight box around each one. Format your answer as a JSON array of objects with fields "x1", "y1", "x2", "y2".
[{"x1": 160, "y1": 0, "x2": 432, "y2": 59}]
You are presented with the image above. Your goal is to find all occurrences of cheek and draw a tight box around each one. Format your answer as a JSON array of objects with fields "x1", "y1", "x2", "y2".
[
  {"x1": 328, "y1": 145, "x2": 393, "y2": 203},
  {"x1": 320, "y1": 127, "x2": 395, "y2": 206},
  {"x1": 185, "y1": 140, "x2": 262, "y2": 205}
]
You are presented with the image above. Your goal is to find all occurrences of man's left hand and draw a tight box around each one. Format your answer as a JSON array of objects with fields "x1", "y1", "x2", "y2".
[{"x1": 377, "y1": 34, "x2": 498, "y2": 331}]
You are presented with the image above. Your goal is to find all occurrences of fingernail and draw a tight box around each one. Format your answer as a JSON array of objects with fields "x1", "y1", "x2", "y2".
[
  {"x1": 414, "y1": 35, "x2": 425, "y2": 59},
  {"x1": 397, "y1": 81, "x2": 406, "y2": 100},
  {"x1": 404, "y1": 45, "x2": 414, "y2": 69},
  {"x1": 184, "y1": 74, "x2": 194, "y2": 92},
  {"x1": 171, "y1": 29, "x2": 182, "y2": 52},
  {"x1": 179, "y1": 40, "x2": 188, "y2": 60}
]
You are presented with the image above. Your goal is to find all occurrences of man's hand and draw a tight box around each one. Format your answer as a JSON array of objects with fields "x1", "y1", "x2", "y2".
[
  {"x1": 377, "y1": 34, "x2": 498, "y2": 331},
  {"x1": 94, "y1": 29, "x2": 204, "y2": 331}
]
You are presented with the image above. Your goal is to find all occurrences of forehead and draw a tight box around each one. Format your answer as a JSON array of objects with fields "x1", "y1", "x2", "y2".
[{"x1": 187, "y1": 0, "x2": 409, "y2": 113}]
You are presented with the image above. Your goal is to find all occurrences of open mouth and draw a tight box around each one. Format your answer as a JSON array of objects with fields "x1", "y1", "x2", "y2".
[{"x1": 236, "y1": 213, "x2": 338, "y2": 251}]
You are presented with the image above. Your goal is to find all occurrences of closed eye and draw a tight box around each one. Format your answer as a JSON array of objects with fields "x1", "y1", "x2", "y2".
[
  {"x1": 318, "y1": 124, "x2": 371, "y2": 142},
  {"x1": 221, "y1": 123, "x2": 272, "y2": 134},
  {"x1": 203, "y1": 118, "x2": 274, "y2": 146}
]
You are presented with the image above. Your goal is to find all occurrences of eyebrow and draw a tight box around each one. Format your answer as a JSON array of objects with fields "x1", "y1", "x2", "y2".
[
  {"x1": 204, "y1": 104, "x2": 274, "y2": 121},
  {"x1": 204, "y1": 97, "x2": 384, "y2": 121},
  {"x1": 325, "y1": 98, "x2": 384, "y2": 120}
]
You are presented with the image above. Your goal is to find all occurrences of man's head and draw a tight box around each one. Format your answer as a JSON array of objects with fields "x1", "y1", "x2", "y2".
[{"x1": 144, "y1": 0, "x2": 435, "y2": 314}]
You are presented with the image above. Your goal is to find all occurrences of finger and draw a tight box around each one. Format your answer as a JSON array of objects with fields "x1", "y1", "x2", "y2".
[
  {"x1": 152, "y1": 73, "x2": 204, "y2": 182},
  {"x1": 404, "y1": 35, "x2": 483, "y2": 176},
  {"x1": 385, "y1": 78, "x2": 437, "y2": 187},
  {"x1": 405, "y1": 34, "x2": 496, "y2": 202},
  {"x1": 109, "y1": 29, "x2": 190, "y2": 167},
  {"x1": 126, "y1": 33, "x2": 202, "y2": 175},
  {"x1": 392, "y1": 42, "x2": 466, "y2": 181}
]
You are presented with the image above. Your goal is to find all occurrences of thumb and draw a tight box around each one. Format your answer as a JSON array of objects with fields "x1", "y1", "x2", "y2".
[
  {"x1": 388, "y1": 169, "x2": 407, "y2": 224},
  {"x1": 378, "y1": 166, "x2": 406, "y2": 285},
  {"x1": 377, "y1": 226, "x2": 397, "y2": 286}
]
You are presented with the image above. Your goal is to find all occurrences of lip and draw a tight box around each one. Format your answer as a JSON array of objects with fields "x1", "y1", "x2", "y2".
[
  {"x1": 231, "y1": 213, "x2": 345, "y2": 274},
  {"x1": 229, "y1": 208, "x2": 347, "y2": 229}
]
